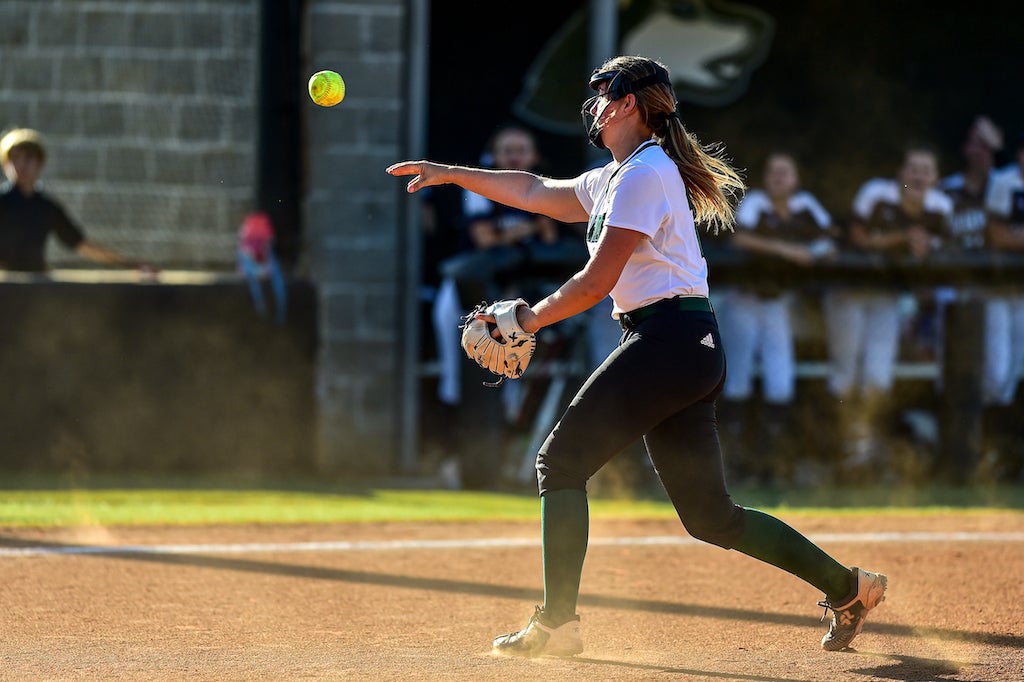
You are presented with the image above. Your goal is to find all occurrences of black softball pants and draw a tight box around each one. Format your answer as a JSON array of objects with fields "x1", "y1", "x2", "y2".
[{"x1": 537, "y1": 308, "x2": 745, "y2": 549}]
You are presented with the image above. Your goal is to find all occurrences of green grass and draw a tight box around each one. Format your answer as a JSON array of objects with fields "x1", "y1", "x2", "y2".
[{"x1": 0, "y1": 473, "x2": 1021, "y2": 527}]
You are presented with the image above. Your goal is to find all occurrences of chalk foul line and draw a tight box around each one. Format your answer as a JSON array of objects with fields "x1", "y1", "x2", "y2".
[{"x1": 2, "y1": 531, "x2": 1023, "y2": 557}]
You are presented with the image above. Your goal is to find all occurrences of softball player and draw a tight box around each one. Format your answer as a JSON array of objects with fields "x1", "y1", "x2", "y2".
[
  {"x1": 716, "y1": 152, "x2": 836, "y2": 478},
  {"x1": 823, "y1": 147, "x2": 953, "y2": 468},
  {"x1": 940, "y1": 117, "x2": 1016, "y2": 408},
  {"x1": 388, "y1": 55, "x2": 886, "y2": 658},
  {"x1": 983, "y1": 133, "x2": 1024, "y2": 408}
]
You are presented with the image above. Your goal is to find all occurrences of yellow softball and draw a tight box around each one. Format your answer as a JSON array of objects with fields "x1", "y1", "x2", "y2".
[{"x1": 308, "y1": 70, "x2": 345, "y2": 107}]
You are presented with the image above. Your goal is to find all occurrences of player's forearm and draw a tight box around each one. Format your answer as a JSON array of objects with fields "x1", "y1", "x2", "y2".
[
  {"x1": 445, "y1": 167, "x2": 543, "y2": 213},
  {"x1": 989, "y1": 221, "x2": 1024, "y2": 250},
  {"x1": 522, "y1": 274, "x2": 608, "y2": 333},
  {"x1": 388, "y1": 160, "x2": 585, "y2": 223},
  {"x1": 446, "y1": 167, "x2": 584, "y2": 224},
  {"x1": 732, "y1": 231, "x2": 787, "y2": 255},
  {"x1": 76, "y1": 241, "x2": 139, "y2": 268},
  {"x1": 849, "y1": 224, "x2": 905, "y2": 251}
]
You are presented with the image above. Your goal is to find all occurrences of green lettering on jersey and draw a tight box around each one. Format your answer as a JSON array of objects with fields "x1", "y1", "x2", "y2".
[{"x1": 587, "y1": 213, "x2": 606, "y2": 243}]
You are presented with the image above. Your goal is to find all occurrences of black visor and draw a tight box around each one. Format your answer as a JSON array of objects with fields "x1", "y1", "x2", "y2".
[{"x1": 588, "y1": 64, "x2": 672, "y2": 101}]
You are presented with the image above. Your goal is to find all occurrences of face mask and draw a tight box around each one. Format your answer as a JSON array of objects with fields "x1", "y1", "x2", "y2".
[
  {"x1": 581, "y1": 65, "x2": 673, "y2": 149},
  {"x1": 581, "y1": 93, "x2": 613, "y2": 149}
]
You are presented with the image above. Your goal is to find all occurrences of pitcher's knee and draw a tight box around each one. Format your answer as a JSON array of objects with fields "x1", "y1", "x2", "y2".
[
  {"x1": 537, "y1": 455, "x2": 589, "y2": 496},
  {"x1": 681, "y1": 504, "x2": 745, "y2": 549}
]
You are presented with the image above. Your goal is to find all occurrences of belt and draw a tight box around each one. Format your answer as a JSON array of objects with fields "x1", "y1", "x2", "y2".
[{"x1": 619, "y1": 296, "x2": 713, "y2": 330}]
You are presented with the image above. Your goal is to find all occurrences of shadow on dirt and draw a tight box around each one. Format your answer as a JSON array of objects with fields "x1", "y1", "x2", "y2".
[{"x1": 4, "y1": 534, "x2": 1023, "y2": 654}]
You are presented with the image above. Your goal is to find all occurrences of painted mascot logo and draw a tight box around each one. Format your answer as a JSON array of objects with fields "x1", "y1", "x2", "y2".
[{"x1": 514, "y1": 0, "x2": 774, "y2": 134}]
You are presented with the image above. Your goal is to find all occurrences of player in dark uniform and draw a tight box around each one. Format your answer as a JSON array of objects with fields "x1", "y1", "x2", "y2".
[
  {"x1": 388, "y1": 55, "x2": 887, "y2": 657},
  {"x1": 941, "y1": 116, "x2": 1004, "y2": 251},
  {"x1": 0, "y1": 128, "x2": 149, "y2": 272}
]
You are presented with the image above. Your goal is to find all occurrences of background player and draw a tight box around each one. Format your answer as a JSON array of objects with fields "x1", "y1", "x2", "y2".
[
  {"x1": 823, "y1": 145, "x2": 952, "y2": 477},
  {"x1": 716, "y1": 151, "x2": 837, "y2": 482}
]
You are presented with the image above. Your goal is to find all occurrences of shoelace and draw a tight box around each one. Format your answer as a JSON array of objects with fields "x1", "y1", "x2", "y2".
[{"x1": 817, "y1": 599, "x2": 858, "y2": 626}]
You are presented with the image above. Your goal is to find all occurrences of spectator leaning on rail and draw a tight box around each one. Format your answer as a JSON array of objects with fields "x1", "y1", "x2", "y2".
[
  {"x1": 0, "y1": 128, "x2": 153, "y2": 274},
  {"x1": 938, "y1": 116, "x2": 1023, "y2": 476},
  {"x1": 822, "y1": 145, "x2": 953, "y2": 480},
  {"x1": 980, "y1": 131, "x2": 1024, "y2": 480},
  {"x1": 715, "y1": 151, "x2": 837, "y2": 483}
]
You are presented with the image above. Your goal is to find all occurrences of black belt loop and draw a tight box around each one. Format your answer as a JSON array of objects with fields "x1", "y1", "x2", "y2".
[{"x1": 618, "y1": 296, "x2": 713, "y2": 330}]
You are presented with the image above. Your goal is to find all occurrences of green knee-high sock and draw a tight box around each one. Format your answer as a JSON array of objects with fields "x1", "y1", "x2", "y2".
[
  {"x1": 541, "y1": 489, "x2": 589, "y2": 624},
  {"x1": 732, "y1": 508, "x2": 854, "y2": 602}
]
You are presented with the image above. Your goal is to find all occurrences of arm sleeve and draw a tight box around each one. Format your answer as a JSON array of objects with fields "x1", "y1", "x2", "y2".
[
  {"x1": 798, "y1": 191, "x2": 833, "y2": 229},
  {"x1": 603, "y1": 165, "x2": 668, "y2": 238},
  {"x1": 734, "y1": 190, "x2": 766, "y2": 229},
  {"x1": 985, "y1": 175, "x2": 1012, "y2": 218},
  {"x1": 572, "y1": 167, "x2": 604, "y2": 215},
  {"x1": 851, "y1": 178, "x2": 884, "y2": 221},
  {"x1": 49, "y1": 200, "x2": 86, "y2": 249}
]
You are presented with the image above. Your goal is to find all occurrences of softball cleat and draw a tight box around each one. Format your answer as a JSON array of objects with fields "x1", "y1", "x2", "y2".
[
  {"x1": 492, "y1": 605, "x2": 583, "y2": 657},
  {"x1": 818, "y1": 567, "x2": 888, "y2": 651}
]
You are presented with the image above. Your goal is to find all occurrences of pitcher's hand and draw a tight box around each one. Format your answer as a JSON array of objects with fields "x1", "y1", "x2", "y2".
[{"x1": 386, "y1": 161, "x2": 449, "y2": 193}]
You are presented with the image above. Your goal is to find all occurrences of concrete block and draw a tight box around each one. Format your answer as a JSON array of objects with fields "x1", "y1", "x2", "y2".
[
  {"x1": 103, "y1": 56, "x2": 197, "y2": 95},
  {"x1": 227, "y1": 7, "x2": 259, "y2": 50},
  {"x1": 32, "y1": 6, "x2": 80, "y2": 48},
  {"x1": 311, "y1": 150, "x2": 400, "y2": 195},
  {"x1": 35, "y1": 98, "x2": 82, "y2": 136},
  {"x1": 0, "y1": 96, "x2": 35, "y2": 131},
  {"x1": 47, "y1": 145, "x2": 103, "y2": 182},
  {"x1": 315, "y1": 59, "x2": 402, "y2": 99},
  {"x1": 178, "y1": 10, "x2": 228, "y2": 49},
  {"x1": 82, "y1": 9, "x2": 133, "y2": 48},
  {"x1": 315, "y1": 241, "x2": 398, "y2": 284},
  {"x1": 0, "y1": 5, "x2": 29, "y2": 47},
  {"x1": 226, "y1": 104, "x2": 256, "y2": 143},
  {"x1": 58, "y1": 54, "x2": 105, "y2": 92},
  {"x1": 177, "y1": 192, "x2": 228, "y2": 231},
  {"x1": 105, "y1": 145, "x2": 152, "y2": 183},
  {"x1": 179, "y1": 102, "x2": 225, "y2": 141},
  {"x1": 8, "y1": 55, "x2": 56, "y2": 91},
  {"x1": 309, "y1": 12, "x2": 362, "y2": 53},
  {"x1": 131, "y1": 10, "x2": 178, "y2": 50},
  {"x1": 201, "y1": 57, "x2": 256, "y2": 99},
  {"x1": 79, "y1": 102, "x2": 127, "y2": 138},
  {"x1": 368, "y1": 13, "x2": 402, "y2": 52},
  {"x1": 125, "y1": 103, "x2": 177, "y2": 138},
  {"x1": 201, "y1": 147, "x2": 255, "y2": 186},
  {"x1": 151, "y1": 148, "x2": 199, "y2": 184}
]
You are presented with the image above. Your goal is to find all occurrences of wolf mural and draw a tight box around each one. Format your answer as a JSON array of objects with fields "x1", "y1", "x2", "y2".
[{"x1": 513, "y1": 0, "x2": 774, "y2": 134}]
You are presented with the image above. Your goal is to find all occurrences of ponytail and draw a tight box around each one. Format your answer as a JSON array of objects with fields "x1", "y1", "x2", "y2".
[
  {"x1": 594, "y1": 55, "x2": 746, "y2": 233},
  {"x1": 656, "y1": 117, "x2": 745, "y2": 234}
]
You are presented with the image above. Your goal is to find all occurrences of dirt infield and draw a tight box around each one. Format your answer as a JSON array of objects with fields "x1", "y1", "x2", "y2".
[{"x1": 2, "y1": 512, "x2": 1022, "y2": 681}]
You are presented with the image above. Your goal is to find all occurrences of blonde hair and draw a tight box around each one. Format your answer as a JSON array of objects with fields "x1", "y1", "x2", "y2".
[
  {"x1": 0, "y1": 128, "x2": 47, "y2": 165},
  {"x1": 598, "y1": 56, "x2": 745, "y2": 233}
]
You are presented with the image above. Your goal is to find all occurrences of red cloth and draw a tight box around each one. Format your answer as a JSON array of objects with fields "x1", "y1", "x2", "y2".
[{"x1": 239, "y1": 212, "x2": 275, "y2": 263}]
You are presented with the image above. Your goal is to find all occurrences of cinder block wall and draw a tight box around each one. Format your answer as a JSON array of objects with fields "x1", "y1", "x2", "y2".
[
  {"x1": 0, "y1": 0, "x2": 412, "y2": 476},
  {"x1": 0, "y1": 0, "x2": 258, "y2": 268},
  {"x1": 304, "y1": 0, "x2": 409, "y2": 474}
]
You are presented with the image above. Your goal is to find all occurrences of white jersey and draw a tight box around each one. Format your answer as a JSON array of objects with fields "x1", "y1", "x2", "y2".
[
  {"x1": 737, "y1": 187, "x2": 831, "y2": 235},
  {"x1": 985, "y1": 167, "x2": 1024, "y2": 221},
  {"x1": 573, "y1": 141, "x2": 708, "y2": 316},
  {"x1": 852, "y1": 178, "x2": 954, "y2": 224}
]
